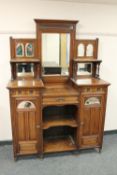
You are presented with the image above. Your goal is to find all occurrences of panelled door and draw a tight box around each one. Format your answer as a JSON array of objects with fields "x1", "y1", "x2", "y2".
[
  {"x1": 14, "y1": 97, "x2": 41, "y2": 155},
  {"x1": 79, "y1": 94, "x2": 105, "y2": 149}
]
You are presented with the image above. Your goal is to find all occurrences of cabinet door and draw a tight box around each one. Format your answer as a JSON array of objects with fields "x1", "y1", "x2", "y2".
[
  {"x1": 79, "y1": 95, "x2": 105, "y2": 149},
  {"x1": 14, "y1": 98, "x2": 41, "y2": 155}
]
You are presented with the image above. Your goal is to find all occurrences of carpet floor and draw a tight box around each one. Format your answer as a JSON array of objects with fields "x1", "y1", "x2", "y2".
[{"x1": 0, "y1": 134, "x2": 117, "y2": 175}]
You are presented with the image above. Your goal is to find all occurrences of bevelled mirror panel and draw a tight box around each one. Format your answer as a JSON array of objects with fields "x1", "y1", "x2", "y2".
[
  {"x1": 42, "y1": 33, "x2": 70, "y2": 75},
  {"x1": 16, "y1": 63, "x2": 34, "y2": 77},
  {"x1": 77, "y1": 63, "x2": 92, "y2": 76}
]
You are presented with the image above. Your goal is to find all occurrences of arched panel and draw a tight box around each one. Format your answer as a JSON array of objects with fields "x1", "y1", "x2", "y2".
[
  {"x1": 17, "y1": 101, "x2": 36, "y2": 109},
  {"x1": 85, "y1": 97, "x2": 100, "y2": 106},
  {"x1": 86, "y1": 44, "x2": 93, "y2": 57},
  {"x1": 25, "y1": 43, "x2": 34, "y2": 57},
  {"x1": 77, "y1": 43, "x2": 85, "y2": 57},
  {"x1": 16, "y1": 43, "x2": 24, "y2": 57}
]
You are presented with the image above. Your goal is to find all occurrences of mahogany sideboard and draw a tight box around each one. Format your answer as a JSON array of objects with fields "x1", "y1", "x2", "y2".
[{"x1": 7, "y1": 19, "x2": 110, "y2": 160}]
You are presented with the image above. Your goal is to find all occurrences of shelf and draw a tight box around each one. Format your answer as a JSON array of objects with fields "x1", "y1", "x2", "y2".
[
  {"x1": 44, "y1": 135, "x2": 77, "y2": 153},
  {"x1": 10, "y1": 58, "x2": 40, "y2": 63},
  {"x1": 43, "y1": 117, "x2": 78, "y2": 129},
  {"x1": 73, "y1": 58, "x2": 102, "y2": 63}
]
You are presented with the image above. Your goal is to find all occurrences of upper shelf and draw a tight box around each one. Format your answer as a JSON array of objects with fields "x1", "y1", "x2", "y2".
[
  {"x1": 10, "y1": 58, "x2": 40, "y2": 63},
  {"x1": 73, "y1": 58, "x2": 102, "y2": 63},
  {"x1": 71, "y1": 77, "x2": 110, "y2": 87},
  {"x1": 7, "y1": 79, "x2": 44, "y2": 89}
]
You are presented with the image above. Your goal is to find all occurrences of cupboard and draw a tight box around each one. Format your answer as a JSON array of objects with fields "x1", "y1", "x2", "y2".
[{"x1": 7, "y1": 19, "x2": 110, "y2": 159}]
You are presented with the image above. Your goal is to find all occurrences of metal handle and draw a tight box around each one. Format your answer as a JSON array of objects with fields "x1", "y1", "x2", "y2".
[
  {"x1": 80, "y1": 122, "x2": 84, "y2": 126},
  {"x1": 36, "y1": 125, "x2": 40, "y2": 129},
  {"x1": 56, "y1": 97, "x2": 65, "y2": 102}
]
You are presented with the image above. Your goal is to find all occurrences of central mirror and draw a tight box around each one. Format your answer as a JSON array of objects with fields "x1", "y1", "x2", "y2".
[{"x1": 42, "y1": 33, "x2": 70, "y2": 75}]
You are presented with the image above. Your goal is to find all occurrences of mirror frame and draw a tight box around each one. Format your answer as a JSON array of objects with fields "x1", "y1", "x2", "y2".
[{"x1": 34, "y1": 19, "x2": 78, "y2": 78}]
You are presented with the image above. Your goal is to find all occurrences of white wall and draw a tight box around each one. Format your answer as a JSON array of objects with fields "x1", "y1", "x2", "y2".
[{"x1": 0, "y1": 0, "x2": 117, "y2": 141}]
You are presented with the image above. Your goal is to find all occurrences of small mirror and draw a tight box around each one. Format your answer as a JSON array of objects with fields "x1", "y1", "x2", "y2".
[
  {"x1": 42, "y1": 33, "x2": 70, "y2": 75},
  {"x1": 16, "y1": 63, "x2": 34, "y2": 77},
  {"x1": 77, "y1": 63, "x2": 92, "y2": 76}
]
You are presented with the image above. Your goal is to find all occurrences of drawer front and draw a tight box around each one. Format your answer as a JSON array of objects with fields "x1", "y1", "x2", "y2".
[
  {"x1": 81, "y1": 87, "x2": 107, "y2": 94},
  {"x1": 81, "y1": 136, "x2": 99, "y2": 148},
  {"x1": 10, "y1": 89, "x2": 40, "y2": 97},
  {"x1": 43, "y1": 96, "x2": 79, "y2": 105},
  {"x1": 18, "y1": 141, "x2": 38, "y2": 155}
]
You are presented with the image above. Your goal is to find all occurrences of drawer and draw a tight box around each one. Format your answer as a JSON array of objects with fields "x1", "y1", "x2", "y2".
[
  {"x1": 81, "y1": 87, "x2": 106, "y2": 94},
  {"x1": 43, "y1": 96, "x2": 79, "y2": 105},
  {"x1": 81, "y1": 136, "x2": 98, "y2": 147},
  {"x1": 18, "y1": 141, "x2": 38, "y2": 155},
  {"x1": 11, "y1": 89, "x2": 40, "y2": 97}
]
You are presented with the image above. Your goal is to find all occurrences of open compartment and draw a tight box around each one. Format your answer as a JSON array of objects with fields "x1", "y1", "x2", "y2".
[
  {"x1": 43, "y1": 126, "x2": 77, "y2": 153},
  {"x1": 43, "y1": 105, "x2": 78, "y2": 129}
]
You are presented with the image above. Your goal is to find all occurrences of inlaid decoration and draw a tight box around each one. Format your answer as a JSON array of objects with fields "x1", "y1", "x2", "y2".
[
  {"x1": 85, "y1": 97, "x2": 101, "y2": 106},
  {"x1": 16, "y1": 43, "x2": 24, "y2": 57},
  {"x1": 25, "y1": 43, "x2": 34, "y2": 57},
  {"x1": 17, "y1": 101, "x2": 36, "y2": 109}
]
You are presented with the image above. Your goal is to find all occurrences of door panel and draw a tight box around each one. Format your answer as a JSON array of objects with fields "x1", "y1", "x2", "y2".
[
  {"x1": 79, "y1": 94, "x2": 104, "y2": 149},
  {"x1": 82, "y1": 107, "x2": 91, "y2": 136},
  {"x1": 28, "y1": 111, "x2": 37, "y2": 140},
  {"x1": 17, "y1": 111, "x2": 25, "y2": 141},
  {"x1": 15, "y1": 98, "x2": 41, "y2": 155},
  {"x1": 90, "y1": 107, "x2": 101, "y2": 135}
]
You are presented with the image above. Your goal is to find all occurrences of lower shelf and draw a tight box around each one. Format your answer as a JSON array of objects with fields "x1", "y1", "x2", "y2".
[{"x1": 44, "y1": 135, "x2": 77, "y2": 153}]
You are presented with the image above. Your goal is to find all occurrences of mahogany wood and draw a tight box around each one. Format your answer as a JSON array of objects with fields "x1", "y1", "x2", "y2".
[
  {"x1": 7, "y1": 19, "x2": 110, "y2": 159},
  {"x1": 44, "y1": 136, "x2": 77, "y2": 153},
  {"x1": 10, "y1": 37, "x2": 38, "y2": 59},
  {"x1": 75, "y1": 39, "x2": 98, "y2": 59},
  {"x1": 43, "y1": 118, "x2": 78, "y2": 130}
]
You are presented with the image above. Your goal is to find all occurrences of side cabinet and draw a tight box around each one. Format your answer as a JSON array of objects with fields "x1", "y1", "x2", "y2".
[
  {"x1": 9, "y1": 89, "x2": 42, "y2": 158},
  {"x1": 79, "y1": 87, "x2": 108, "y2": 150}
]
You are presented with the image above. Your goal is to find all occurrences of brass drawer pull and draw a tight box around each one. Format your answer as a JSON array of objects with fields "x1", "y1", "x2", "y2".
[
  {"x1": 36, "y1": 125, "x2": 40, "y2": 129},
  {"x1": 80, "y1": 122, "x2": 84, "y2": 126},
  {"x1": 56, "y1": 97, "x2": 65, "y2": 102}
]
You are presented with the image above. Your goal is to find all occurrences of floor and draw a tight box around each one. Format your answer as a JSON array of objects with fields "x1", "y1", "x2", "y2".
[{"x1": 0, "y1": 134, "x2": 117, "y2": 175}]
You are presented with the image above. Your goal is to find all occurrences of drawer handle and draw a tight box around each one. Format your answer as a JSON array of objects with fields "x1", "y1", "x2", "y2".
[
  {"x1": 36, "y1": 125, "x2": 40, "y2": 129},
  {"x1": 56, "y1": 97, "x2": 65, "y2": 102},
  {"x1": 80, "y1": 122, "x2": 84, "y2": 126}
]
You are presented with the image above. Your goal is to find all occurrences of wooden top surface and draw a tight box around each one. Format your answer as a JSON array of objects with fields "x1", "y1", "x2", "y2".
[
  {"x1": 71, "y1": 77, "x2": 110, "y2": 87},
  {"x1": 34, "y1": 19, "x2": 78, "y2": 24},
  {"x1": 7, "y1": 79, "x2": 44, "y2": 89},
  {"x1": 7, "y1": 77, "x2": 110, "y2": 90},
  {"x1": 43, "y1": 83, "x2": 79, "y2": 97}
]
